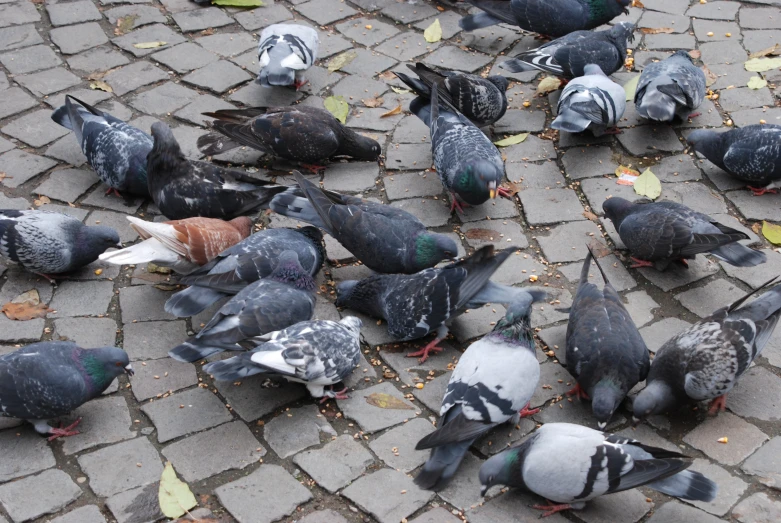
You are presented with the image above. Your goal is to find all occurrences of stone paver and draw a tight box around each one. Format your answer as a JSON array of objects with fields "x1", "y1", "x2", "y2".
[
  {"x1": 0, "y1": 469, "x2": 81, "y2": 523},
  {"x1": 130, "y1": 357, "x2": 198, "y2": 401},
  {"x1": 78, "y1": 437, "x2": 163, "y2": 497},
  {"x1": 683, "y1": 412, "x2": 768, "y2": 465},
  {"x1": 369, "y1": 417, "x2": 435, "y2": 472},
  {"x1": 742, "y1": 436, "x2": 781, "y2": 490},
  {"x1": 141, "y1": 387, "x2": 232, "y2": 443},
  {"x1": 342, "y1": 468, "x2": 434, "y2": 523},
  {"x1": 0, "y1": 427, "x2": 56, "y2": 483},
  {"x1": 263, "y1": 404, "x2": 335, "y2": 458},
  {"x1": 60, "y1": 395, "x2": 136, "y2": 455},
  {"x1": 294, "y1": 434, "x2": 374, "y2": 492}
]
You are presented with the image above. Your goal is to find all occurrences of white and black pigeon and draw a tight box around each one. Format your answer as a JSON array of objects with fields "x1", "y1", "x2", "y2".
[
  {"x1": 479, "y1": 423, "x2": 717, "y2": 517},
  {"x1": 415, "y1": 294, "x2": 543, "y2": 491},
  {"x1": 51, "y1": 95, "x2": 153, "y2": 198},
  {"x1": 633, "y1": 277, "x2": 781, "y2": 420},
  {"x1": 552, "y1": 64, "x2": 626, "y2": 136},
  {"x1": 635, "y1": 50, "x2": 706, "y2": 123},
  {"x1": 203, "y1": 316, "x2": 362, "y2": 401},
  {"x1": 0, "y1": 210, "x2": 120, "y2": 281},
  {"x1": 168, "y1": 251, "x2": 317, "y2": 363},
  {"x1": 602, "y1": 197, "x2": 766, "y2": 270},
  {"x1": 686, "y1": 125, "x2": 781, "y2": 196},
  {"x1": 500, "y1": 22, "x2": 635, "y2": 79},
  {"x1": 564, "y1": 245, "x2": 650, "y2": 429},
  {"x1": 0, "y1": 342, "x2": 133, "y2": 441},
  {"x1": 257, "y1": 24, "x2": 318, "y2": 89}
]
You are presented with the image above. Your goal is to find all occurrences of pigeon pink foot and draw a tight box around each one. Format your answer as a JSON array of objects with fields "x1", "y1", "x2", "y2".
[{"x1": 47, "y1": 418, "x2": 82, "y2": 441}]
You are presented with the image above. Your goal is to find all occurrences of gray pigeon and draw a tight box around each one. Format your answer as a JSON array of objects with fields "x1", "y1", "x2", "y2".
[
  {"x1": 602, "y1": 197, "x2": 766, "y2": 270},
  {"x1": 415, "y1": 294, "x2": 542, "y2": 491},
  {"x1": 552, "y1": 64, "x2": 626, "y2": 136},
  {"x1": 257, "y1": 24, "x2": 318, "y2": 89},
  {"x1": 0, "y1": 342, "x2": 133, "y2": 440},
  {"x1": 0, "y1": 210, "x2": 120, "y2": 281},
  {"x1": 635, "y1": 50, "x2": 706, "y2": 123},
  {"x1": 564, "y1": 245, "x2": 650, "y2": 429},
  {"x1": 203, "y1": 316, "x2": 362, "y2": 400},
  {"x1": 633, "y1": 277, "x2": 781, "y2": 420},
  {"x1": 686, "y1": 125, "x2": 781, "y2": 196},
  {"x1": 168, "y1": 251, "x2": 316, "y2": 363},
  {"x1": 479, "y1": 423, "x2": 717, "y2": 517}
]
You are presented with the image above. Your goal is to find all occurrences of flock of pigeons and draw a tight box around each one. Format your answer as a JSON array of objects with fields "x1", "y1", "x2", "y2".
[{"x1": 1, "y1": 0, "x2": 780, "y2": 517}]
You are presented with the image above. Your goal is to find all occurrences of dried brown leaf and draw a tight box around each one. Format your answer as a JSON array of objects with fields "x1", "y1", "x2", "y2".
[
  {"x1": 701, "y1": 65, "x2": 718, "y2": 87},
  {"x1": 33, "y1": 195, "x2": 50, "y2": 207},
  {"x1": 583, "y1": 210, "x2": 599, "y2": 223},
  {"x1": 639, "y1": 27, "x2": 674, "y2": 35},
  {"x1": 381, "y1": 104, "x2": 402, "y2": 117},
  {"x1": 90, "y1": 80, "x2": 114, "y2": 93},
  {"x1": 362, "y1": 97, "x2": 384, "y2": 108},
  {"x1": 688, "y1": 50, "x2": 701, "y2": 60},
  {"x1": 749, "y1": 44, "x2": 781, "y2": 59},
  {"x1": 587, "y1": 240, "x2": 612, "y2": 259},
  {"x1": 464, "y1": 228, "x2": 498, "y2": 240},
  {"x1": 2, "y1": 290, "x2": 53, "y2": 321},
  {"x1": 365, "y1": 392, "x2": 413, "y2": 410},
  {"x1": 114, "y1": 15, "x2": 138, "y2": 36}
]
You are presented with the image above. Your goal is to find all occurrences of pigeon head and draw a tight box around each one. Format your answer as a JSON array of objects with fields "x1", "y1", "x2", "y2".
[
  {"x1": 228, "y1": 216, "x2": 253, "y2": 238},
  {"x1": 453, "y1": 158, "x2": 504, "y2": 204},
  {"x1": 672, "y1": 49, "x2": 696, "y2": 63},
  {"x1": 685, "y1": 129, "x2": 723, "y2": 166},
  {"x1": 149, "y1": 122, "x2": 185, "y2": 172},
  {"x1": 583, "y1": 64, "x2": 607, "y2": 77},
  {"x1": 591, "y1": 379, "x2": 624, "y2": 429},
  {"x1": 335, "y1": 280, "x2": 360, "y2": 308},
  {"x1": 413, "y1": 232, "x2": 458, "y2": 270},
  {"x1": 490, "y1": 291, "x2": 542, "y2": 346},
  {"x1": 269, "y1": 250, "x2": 316, "y2": 291},
  {"x1": 632, "y1": 380, "x2": 675, "y2": 421},
  {"x1": 609, "y1": 22, "x2": 636, "y2": 46},
  {"x1": 76, "y1": 225, "x2": 122, "y2": 266},
  {"x1": 339, "y1": 315, "x2": 363, "y2": 335},
  {"x1": 341, "y1": 131, "x2": 382, "y2": 161},
  {"x1": 335, "y1": 276, "x2": 385, "y2": 318},
  {"x1": 80, "y1": 347, "x2": 134, "y2": 389},
  {"x1": 487, "y1": 75, "x2": 509, "y2": 92},
  {"x1": 479, "y1": 447, "x2": 521, "y2": 496},
  {"x1": 602, "y1": 196, "x2": 635, "y2": 227}
]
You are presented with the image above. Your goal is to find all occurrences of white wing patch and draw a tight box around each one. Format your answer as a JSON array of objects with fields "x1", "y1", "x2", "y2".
[{"x1": 280, "y1": 52, "x2": 307, "y2": 70}]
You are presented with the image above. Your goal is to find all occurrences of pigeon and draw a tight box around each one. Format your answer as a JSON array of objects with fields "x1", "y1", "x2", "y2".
[
  {"x1": 395, "y1": 63, "x2": 509, "y2": 126},
  {"x1": 409, "y1": 85, "x2": 506, "y2": 213},
  {"x1": 169, "y1": 251, "x2": 317, "y2": 363},
  {"x1": 633, "y1": 277, "x2": 781, "y2": 420},
  {"x1": 270, "y1": 172, "x2": 458, "y2": 273},
  {"x1": 0, "y1": 210, "x2": 120, "y2": 281},
  {"x1": 564, "y1": 245, "x2": 650, "y2": 429},
  {"x1": 635, "y1": 50, "x2": 706, "y2": 123},
  {"x1": 51, "y1": 95, "x2": 153, "y2": 198},
  {"x1": 196, "y1": 107, "x2": 381, "y2": 170},
  {"x1": 499, "y1": 22, "x2": 635, "y2": 78},
  {"x1": 165, "y1": 226, "x2": 324, "y2": 317},
  {"x1": 147, "y1": 122, "x2": 287, "y2": 220},
  {"x1": 602, "y1": 197, "x2": 767, "y2": 270},
  {"x1": 415, "y1": 294, "x2": 543, "y2": 491},
  {"x1": 203, "y1": 316, "x2": 362, "y2": 400},
  {"x1": 336, "y1": 245, "x2": 546, "y2": 362},
  {"x1": 257, "y1": 24, "x2": 319, "y2": 90},
  {"x1": 686, "y1": 125, "x2": 781, "y2": 196},
  {"x1": 552, "y1": 64, "x2": 626, "y2": 136},
  {"x1": 479, "y1": 423, "x2": 717, "y2": 517},
  {"x1": 0, "y1": 342, "x2": 133, "y2": 440},
  {"x1": 460, "y1": 0, "x2": 632, "y2": 37}
]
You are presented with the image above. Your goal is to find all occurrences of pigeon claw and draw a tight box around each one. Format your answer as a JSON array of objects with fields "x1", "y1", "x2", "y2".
[
  {"x1": 687, "y1": 112, "x2": 702, "y2": 120},
  {"x1": 449, "y1": 194, "x2": 470, "y2": 214},
  {"x1": 532, "y1": 501, "x2": 572, "y2": 518},
  {"x1": 629, "y1": 257, "x2": 654, "y2": 269},
  {"x1": 407, "y1": 339, "x2": 444, "y2": 363},
  {"x1": 293, "y1": 78, "x2": 309, "y2": 91},
  {"x1": 707, "y1": 395, "x2": 728, "y2": 415},
  {"x1": 603, "y1": 127, "x2": 622, "y2": 135},
  {"x1": 47, "y1": 417, "x2": 82, "y2": 441},
  {"x1": 496, "y1": 186, "x2": 514, "y2": 199},
  {"x1": 565, "y1": 383, "x2": 590, "y2": 400},
  {"x1": 519, "y1": 401, "x2": 540, "y2": 418},
  {"x1": 104, "y1": 187, "x2": 123, "y2": 198},
  {"x1": 301, "y1": 164, "x2": 326, "y2": 175},
  {"x1": 748, "y1": 185, "x2": 779, "y2": 196}
]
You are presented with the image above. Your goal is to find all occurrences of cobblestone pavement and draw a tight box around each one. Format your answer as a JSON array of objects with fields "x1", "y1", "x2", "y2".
[{"x1": 1, "y1": 0, "x2": 781, "y2": 522}]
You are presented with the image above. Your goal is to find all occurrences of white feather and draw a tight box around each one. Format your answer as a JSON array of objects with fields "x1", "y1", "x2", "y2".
[{"x1": 251, "y1": 350, "x2": 297, "y2": 375}]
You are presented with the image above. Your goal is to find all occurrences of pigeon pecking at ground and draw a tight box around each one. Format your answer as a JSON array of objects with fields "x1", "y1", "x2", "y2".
[
  {"x1": 479, "y1": 423, "x2": 717, "y2": 517},
  {"x1": 270, "y1": 172, "x2": 458, "y2": 273},
  {"x1": 168, "y1": 251, "x2": 317, "y2": 363},
  {"x1": 0, "y1": 342, "x2": 133, "y2": 440},
  {"x1": 203, "y1": 316, "x2": 362, "y2": 401},
  {"x1": 51, "y1": 95, "x2": 153, "y2": 198},
  {"x1": 395, "y1": 63, "x2": 508, "y2": 127},
  {"x1": 602, "y1": 196, "x2": 767, "y2": 270},
  {"x1": 635, "y1": 50, "x2": 706, "y2": 123},
  {"x1": 686, "y1": 124, "x2": 781, "y2": 196},
  {"x1": 257, "y1": 24, "x2": 319, "y2": 90},
  {"x1": 551, "y1": 63, "x2": 626, "y2": 136},
  {"x1": 633, "y1": 277, "x2": 781, "y2": 420},
  {"x1": 0, "y1": 210, "x2": 120, "y2": 281},
  {"x1": 414, "y1": 293, "x2": 544, "y2": 491},
  {"x1": 564, "y1": 245, "x2": 650, "y2": 429}
]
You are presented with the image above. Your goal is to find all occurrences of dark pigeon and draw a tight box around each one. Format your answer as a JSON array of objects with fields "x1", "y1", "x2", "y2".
[
  {"x1": 633, "y1": 277, "x2": 781, "y2": 420},
  {"x1": 51, "y1": 95, "x2": 152, "y2": 197},
  {"x1": 552, "y1": 64, "x2": 626, "y2": 136},
  {"x1": 0, "y1": 210, "x2": 120, "y2": 280},
  {"x1": 415, "y1": 293, "x2": 544, "y2": 491},
  {"x1": 0, "y1": 342, "x2": 133, "y2": 440},
  {"x1": 686, "y1": 124, "x2": 781, "y2": 196},
  {"x1": 395, "y1": 63, "x2": 508, "y2": 126},
  {"x1": 635, "y1": 50, "x2": 706, "y2": 123},
  {"x1": 479, "y1": 423, "x2": 717, "y2": 517},
  {"x1": 564, "y1": 245, "x2": 650, "y2": 429},
  {"x1": 168, "y1": 251, "x2": 316, "y2": 363},
  {"x1": 602, "y1": 197, "x2": 766, "y2": 270},
  {"x1": 499, "y1": 22, "x2": 635, "y2": 78},
  {"x1": 270, "y1": 172, "x2": 458, "y2": 273},
  {"x1": 257, "y1": 24, "x2": 318, "y2": 89},
  {"x1": 203, "y1": 316, "x2": 362, "y2": 400}
]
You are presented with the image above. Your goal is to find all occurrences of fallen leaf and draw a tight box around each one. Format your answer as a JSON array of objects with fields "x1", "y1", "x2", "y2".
[
  {"x1": 749, "y1": 44, "x2": 781, "y2": 59},
  {"x1": 391, "y1": 86, "x2": 412, "y2": 94},
  {"x1": 502, "y1": 181, "x2": 521, "y2": 197},
  {"x1": 366, "y1": 392, "x2": 413, "y2": 410},
  {"x1": 86, "y1": 71, "x2": 106, "y2": 81},
  {"x1": 631, "y1": 0, "x2": 644, "y2": 7},
  {"x1": 212, "y1": 0, "x2": 264, "y2": 6},
  {"x1": 536, "y1": 76, "x2": 562, "y2": 95},
  {"x1": 424, "y1": 18, "x2": 442, "y2": 43},
  {"x1": 639, "y1": 27, "x2": 674, "y2": 34},
  {"x1": 493, "y1": 133, "x2": 529, "y2": 147},
  {"x1": 1, "y1": 290, "x2": 53, "y2": 321},
  {"x1": 381, "y1": 104, "x2": 402, "y2": 117},
  {"x1": 201, "y1": 27, "x2": 215, "y2": 36},
  {"x1": 133, "y1": 41, "x2": 167, "y2": 49},
  {"x1": 688, "y1": 50, "x2": 701, "y2": 60},
  {"x1": 752, "y1": 222, "x2": 762, "y2": 234},
  {"x1": 744, "y1": 57, "x2": 781, "y2": 72},
  {"x1": 90, "y1": 80, "x2": 113, "y2": 93},
  {"x1": 623, "y1": 74, "x2": 640, "y2": 101},
  {"x1": 324, "y1": 96, "x2": 349, "y2": 124},
  {"x1": 114, "y1": 15, "x2": 138, "y2": 36},
  {"x1": 465, "y1": 228, "x2": 499, "y2": 240},
  {"x1": 587, "y1": 240, "x2": 612, "y2": 258},
  {"x1": 0, "y1": 172, "x2": 9, "y2": 183},
  {"x1": 701, "y1": 65, "x2": 718, "y2": 87},
  {"x1": 147, "y1": 262, "x2": 172, "y2": 275},
  {"x1": 583, "y1": 210, "x2": 600, "y2": 223},
  {"x1": 33, "y1": 195, "x2": 50, "y2": 207},
  {"x1": 327, "y1": 50, "x2": 357, "y2": 73},
  {"x1": 762, "y1": 221, "x2": 781, "y2": 245},
  {"x1": 159, "y1": 462, "x2": 198, "y2": 519},
  {"x1": 362, "y1": 97, "x2": 384, "y2": 108},
  {"x1": 378, "y1": 71, "x2": 396, "y2": 81},
  {"x1": 747, "y1": 76, "x2": 768, "y2": 90},
  {"x1": 154, "y1": 284, "x2": 180, "y2": 292},
  {"x1": 634, "y1": 168, "x2": 662, "y2": 200}
]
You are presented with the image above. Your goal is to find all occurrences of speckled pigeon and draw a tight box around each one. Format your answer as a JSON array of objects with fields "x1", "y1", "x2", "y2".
[
  {"x1": 395, "y1": 63, "x2": 508, "y2": 126},
  {"x1": 552, "y1": 64, "x2": 626, "y2": 136},
  {"x1": 415, "y1": 294, "x2": 542, "y2": 491},
  {"x1": 0, "y1": 342, "x2": 133, "y2": 440},
  {"x1": 602, "y1": 197, "x2": 766, "y2": 270},
  {"x1": 499, "y1": 22, "x2": 635, "y2": 78},
  {"x1": 479, "y1": 423, "x2": 717, "y2": 517},
  {"x1": 203, "y1": 316, "x2": 362, "y2": 400},
  {"x1": 635, "y1": 50, "x2": 706, "y2": 123},
  {"x1": 51, "y1": 95, "x2": 152, "y2": 197},
  {"x1": 269, "y1": 172, "x2": 458, "y2": 273},
  {"x1": 686, "y1": 125, "x2": 781, "y2": 196},
  {"x1": 564, "y1": 245, "x2": 649, "y2": 429},
  {"x1": 165, "y1": 226, "x2": 324, "y2": 317},
  {"x1": 460, "y1": 0, "x2": 632, "y2": 37},
  {"x1": 257, "y1": 24, "x2": 318, "y2": 89},
  {"x1": 0, "y1": 210, "x2": 120, "y2": 280},
  {"x1": 633, "y1": 277, "x2": 781, "y2": 420},
  {"x1": 409, "y1": 85, "x2": 506, "y2": 213}
]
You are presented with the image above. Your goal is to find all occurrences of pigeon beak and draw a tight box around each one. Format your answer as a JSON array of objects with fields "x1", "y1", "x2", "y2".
[
  {"x1": 115, "y1": 242, "x2": 123, "y2": 249},
  {"x1": 124, "y1": 364, "x2": 135, "y2": 377},
  {"x1": 480, "y1": 485, "x2": 488, "y2": 497},
  {"x1": 597, "y1": 421, "x2": 607, "y2": 430},
  {"x1": 488, "y1": 181, "x2": 497, "y2": 199},
  {"x1": 631, "y1": 416, "x2": 641, "y2": 427}
]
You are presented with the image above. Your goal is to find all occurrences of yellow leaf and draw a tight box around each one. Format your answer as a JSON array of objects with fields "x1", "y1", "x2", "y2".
[
  {"x1": 159, "y1": 462, "x2": 197, "y2": 519},
  {"x1": 747, "y1": 76, "x2": 768, "y2": 90},
  {"x1": 324, "y1": 96, "x2": 349, "y2": 124},
  {"x1": 365, "y1": 392, "x2": 413, "y2": 410},
  {"x1": 327, "y1": 50, "x2": 357, "y2": 73},
  {"x1": 33, "y1": 195, "x2": 50, "y2": 207},
  {"x1": 90, "y1": 80, "x2": 113, "y2": 93},
  {"x1": 744, "y1": 57, "x2": 781, "y2": 72},
  {"x1": 133, "y1": 41, "x2": 167, "y2": 49},
  {"x1": 762, "y1": 221, "x2": 781, "y2": 245},
  {"x1": 633, "y1": 168, "x2": 661, "y2": 200},
  {"x1": 114, "y1": 15, "x2": 138, "y2": 36},
  {"x1": 381, "y1": 104, "x2": 402, "y2": 117},
  {"x1": 493, "y1": 133, "x2": 529, "y2": 147},
  {"x1": 749, "y1": 44, "x2": 781, "y2": 59},
  {"x1": 536, "y1": 76, "x2": 562, "y2": 96},
  {"x1": 391, "y1": 86, "x2": 412, "y2": 94},
  {"x1": 623, "y1": 74, "x2": 640, "y2": 101},
  {"x1": 424, "y1": 19, "x2": 442, "y2": 43}
]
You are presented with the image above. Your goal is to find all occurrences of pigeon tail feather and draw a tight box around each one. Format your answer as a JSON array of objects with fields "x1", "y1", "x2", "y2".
[
  {"x1": 267, "y1": 188, "x2": 327, "y2": 230},
  {"x1": 164, "y1": 286, "x2": 226, "y2": 317},
  {"x1": 551, "y1": 110, "x2": 592, "y2": 133},
  {"x1": 649, "y1": 469, "x2": 718, "y2": 502},
  {"x1": 459, "y1": 12, "x2": 503, "y2": 31},
  {"x1": 168, "y1": 341, "x2": 224, "y2": 363},
  {"x1": 708, "y1": 243, "x2": 767, "y2": 267},
  {"x1": 203, "y1": 353, "x2": 266, "y2": 380},
  {"x1": 414, "y1": 438, "x2": 472, "y2": 491},
  {"x1": 464, "y1": 0, "x2": 516, "y2": 26},
  {"x1": 196, "y1": 132, "x2": 242, "y2": 157},
  {"x1": 498, "y1": 59, "x2": 535, "y2": 73},
  {"x1": 292, "y1": 172, "x2": 337, "y2": 236}
]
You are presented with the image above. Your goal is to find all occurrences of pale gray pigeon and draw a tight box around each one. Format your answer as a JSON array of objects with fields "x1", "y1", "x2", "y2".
[
  {"x1": 552, "y1": 64, "x2": 626, "y2": 136},
  {"x1": 635, "y1": 50, "x2": 706, "y2": 122},
  {"x1": 257, "y1": 24, "x2": 319, "y2": 89}
]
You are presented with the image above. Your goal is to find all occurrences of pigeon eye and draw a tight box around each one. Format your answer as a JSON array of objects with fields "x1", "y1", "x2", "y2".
[{"x1": 115, "y1": 362, "x2": 123, "y2": 367}]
